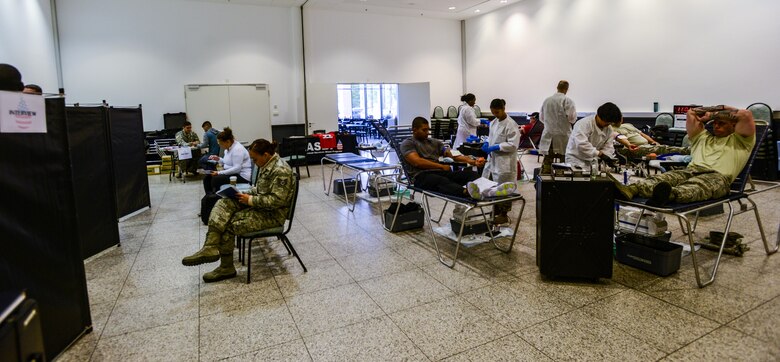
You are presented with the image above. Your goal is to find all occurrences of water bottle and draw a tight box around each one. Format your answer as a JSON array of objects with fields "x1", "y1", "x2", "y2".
[
  {"x1": 590, "y1": 162, "x2": 598, "y2": 180},
  {"x1": 336, "y1": 139, "x2": 343, "y2": 151}
]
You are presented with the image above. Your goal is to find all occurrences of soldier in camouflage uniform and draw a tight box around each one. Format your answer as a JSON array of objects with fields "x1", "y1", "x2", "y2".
[
  {"x1": 182, "y1": 139, "x2": 294, "y2": 282},
  {"x1": 613, "y1": 120, "x2": 689, "y2": 159},
  {"x1": 175, "y1": 121, "x2": 202, "y2": 176},
  {"x1": 613, "y1": 105, "x2": 756, "y2": 206}
]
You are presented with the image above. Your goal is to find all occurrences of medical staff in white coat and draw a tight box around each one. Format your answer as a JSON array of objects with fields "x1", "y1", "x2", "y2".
[
  {"x1": 481, "y1": 98, "x2": 521, "y2": 224},
  {"x1": 453, "y1": 93, "x2": 481, "y2": 148},
  {"x1": 539, "y1": 80, "x2": 577, "y2": 170},
  {"x1": 565, "y1": 102, "x2": 623, "y2": 170}
]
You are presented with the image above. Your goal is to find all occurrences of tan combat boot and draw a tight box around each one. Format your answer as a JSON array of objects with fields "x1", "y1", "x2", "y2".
[
  {"x1": 202, "y1": 253, "x2": 237, "y2": 283},
  {"x1": 605, "y1": 173, "x2": 637, "y2": 201},
  {"x1": 181, "y1": 227, "x2": 221, "y2": 266}
]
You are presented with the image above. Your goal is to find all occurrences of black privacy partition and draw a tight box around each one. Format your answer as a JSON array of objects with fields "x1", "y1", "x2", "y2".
[
  {"x1": 108, "y1": 106, "x2": 151, "y2": 218},
  {"x1": 65, "y1": 106, "x2": 121, "y2": 259},
  {"x1": 0, "y1": 97, "x2": 92, "y2": 358}
]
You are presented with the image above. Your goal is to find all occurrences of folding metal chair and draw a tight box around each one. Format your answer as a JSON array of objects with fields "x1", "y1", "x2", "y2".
[{"x1": 617, "y1": 124, "x2": 779, "y2": 287}]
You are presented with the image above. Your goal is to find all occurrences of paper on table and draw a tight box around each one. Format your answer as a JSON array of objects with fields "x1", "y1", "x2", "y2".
[{"x1": 177, "y1": 146, "x2": 192, "y2": 160}]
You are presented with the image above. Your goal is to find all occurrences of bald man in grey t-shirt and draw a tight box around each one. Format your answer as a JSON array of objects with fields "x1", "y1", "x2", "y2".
[{"x1": 400, "y1": 117, "x2": 485, "y2": 197}]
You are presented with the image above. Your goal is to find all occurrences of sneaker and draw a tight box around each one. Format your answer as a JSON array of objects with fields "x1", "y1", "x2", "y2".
[
  {"x1": 466, "y1": 182, "x2": 482, "y2": 200},
  {"x1": 646, "y1": 181, "x2": 672, "y2": 207},
  {"x1": 487, "y1": 182, "x2": 517, "y2": 197}
]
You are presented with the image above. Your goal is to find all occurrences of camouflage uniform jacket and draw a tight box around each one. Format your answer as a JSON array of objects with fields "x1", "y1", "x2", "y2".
[
  {"x1": 175, "y1": 130, "x2": 200, "y2": 147},
  {"x1": 247, "y1": 154, "x2": 294, "y2": 225}
]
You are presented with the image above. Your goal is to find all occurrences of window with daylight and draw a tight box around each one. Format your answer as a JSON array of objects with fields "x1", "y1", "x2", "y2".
[{"x1": 337, "y1": 83, "x2": 398, "y2": 124}]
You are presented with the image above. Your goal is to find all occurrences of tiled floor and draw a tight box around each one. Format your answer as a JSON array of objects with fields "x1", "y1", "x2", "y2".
[{"x1": 58, "y1": 153, "x2": 780, "y2": 361}]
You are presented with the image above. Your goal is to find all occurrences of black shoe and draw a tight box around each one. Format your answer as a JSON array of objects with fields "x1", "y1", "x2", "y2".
[{"x1": 646, "y1": 181, "x2": 672, "y2": 207}]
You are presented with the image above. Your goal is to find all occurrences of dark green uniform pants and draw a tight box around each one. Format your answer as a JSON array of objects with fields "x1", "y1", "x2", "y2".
[{"x1": 633, "y1": 165, "x2": 730, "y2": 203}]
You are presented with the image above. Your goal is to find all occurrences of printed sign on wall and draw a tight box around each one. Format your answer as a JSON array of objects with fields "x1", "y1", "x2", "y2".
[
  {"x1": 672, "y1": 105, "x2": 702, "y2": 129},
  {"x1": 0, "y1": 90, "x2": 47, "y2": 133}
]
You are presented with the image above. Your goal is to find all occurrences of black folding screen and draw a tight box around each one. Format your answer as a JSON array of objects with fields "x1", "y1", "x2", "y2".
[
  {"x1": 108, "y1": 106, "x2": 151, "y2": 219},
  {"x1": 65, "y1": 106, "x2": 121, "y2": 259},
  {"x1": 0, "y1": 97, "x2": 92, "y2": 358}
]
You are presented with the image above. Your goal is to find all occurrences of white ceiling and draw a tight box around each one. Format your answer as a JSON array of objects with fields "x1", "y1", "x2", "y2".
[{"x1": 184, "y1": 0, "x2": 519, "y2": 20}]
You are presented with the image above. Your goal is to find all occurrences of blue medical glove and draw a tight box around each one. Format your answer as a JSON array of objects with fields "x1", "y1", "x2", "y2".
[
  {"x1": 465, "y1": 135, "x2": 480, "y2": 143},
  {"x1": 481, "y1": 143, "x2": 500, "y2": 153},
  {"x1": 480, "y1": 119, "x2": 491, "y2": 125}
]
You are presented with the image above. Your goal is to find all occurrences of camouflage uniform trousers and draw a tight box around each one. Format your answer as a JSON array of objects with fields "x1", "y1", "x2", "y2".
[
  {"x1": 207, "y1": 198, "x2": 285, "y2": 254},
  {"x1": 618, "y1": 144, "x2": 689, "y2": 159},
  {"x1": 632, "y1": 164, "x2": 730, "y2": 203}
]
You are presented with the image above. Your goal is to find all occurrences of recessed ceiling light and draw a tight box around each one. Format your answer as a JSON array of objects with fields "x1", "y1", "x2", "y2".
[
  {"x1": 448, "y1": 6, "x2": 456, "y2": 10},
  {"x1": 474, "y1": 9, "x2": 481, "y2": 13},
  {"x1": 500, "y1": 0, "x2": 507, "y2": 3}
]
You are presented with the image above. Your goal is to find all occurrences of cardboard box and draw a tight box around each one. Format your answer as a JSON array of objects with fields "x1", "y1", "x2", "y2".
[
  {"x1": 146, "y1": 165, "x2": 161, "y2": 175},
  {"x1": 615, "y1": 232, "x2": 680, "y2": 276}
]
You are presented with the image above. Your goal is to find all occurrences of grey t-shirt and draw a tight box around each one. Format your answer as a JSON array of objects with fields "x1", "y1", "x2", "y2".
[{"x1": 399, "y1": 137, "x2": 446, "y2": 179}]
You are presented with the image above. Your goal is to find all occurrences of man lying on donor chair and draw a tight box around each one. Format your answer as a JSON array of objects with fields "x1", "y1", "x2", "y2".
[{"x1": 610, "y1": 105, "x2": 755, "y2": 206}]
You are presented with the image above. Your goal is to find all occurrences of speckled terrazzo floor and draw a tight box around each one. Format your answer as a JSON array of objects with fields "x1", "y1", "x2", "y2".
[{"x1": 57, "y1": 152, "x2": 780, "y2": 361}]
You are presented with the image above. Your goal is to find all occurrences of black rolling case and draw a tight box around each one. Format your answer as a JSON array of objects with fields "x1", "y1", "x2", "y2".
[{"x1": 536, "y1": 177, "x2": 614, "y2": 279}]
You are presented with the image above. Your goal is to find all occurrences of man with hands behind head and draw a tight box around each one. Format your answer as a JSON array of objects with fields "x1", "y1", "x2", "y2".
[{"x1": 612, "y1": 105, "x2": 755, "y2": 206}]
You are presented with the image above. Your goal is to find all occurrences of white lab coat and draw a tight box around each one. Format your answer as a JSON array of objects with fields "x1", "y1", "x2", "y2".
[
  {"x1": 538, "y1": 92, "x2": 576, "y2": 155},
  {"x1": 453, "y1": 103, "x2": 480, "y2": 147},
  {"x1": 482, "y1": 115, "x2": 520, "y2": 183},
  {"x1": 565, "y1": 115, "x2": 615, "y2": 169}
]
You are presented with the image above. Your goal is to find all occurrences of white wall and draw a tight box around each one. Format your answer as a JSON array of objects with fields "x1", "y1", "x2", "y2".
[
  {"x1": 465, "y1": 0, "x2": 780, "y2": 113},
  {"x1": 303, "y1": 8, "x2": 462, "y2": 131},
  {"x1": 56, "y1": 0, "x2": 303, "y2": 130},
  {"x1": 398, "y1": 82, "x2": 431, "y2": 127},
  {"x1": 0, "y1": 0, "x2": 59, "y2": 92}
]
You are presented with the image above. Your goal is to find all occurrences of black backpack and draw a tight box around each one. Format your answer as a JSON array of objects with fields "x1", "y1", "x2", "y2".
[{"x1": 200, "y1": 193, "x2": 221, "y2": 225}]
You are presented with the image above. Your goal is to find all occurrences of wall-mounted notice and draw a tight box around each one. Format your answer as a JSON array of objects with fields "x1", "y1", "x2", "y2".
[
  {"x1": 672, "y1": 105, "x2": 701, "y2": 129},
  {"x1": 0, "y1": 90, "x2": 47, "y2": 133}
]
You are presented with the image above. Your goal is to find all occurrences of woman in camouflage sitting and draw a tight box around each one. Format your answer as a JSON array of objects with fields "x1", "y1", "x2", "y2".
[{"x1": 181, "y1": 139, "x2": 294, "y2": 282}]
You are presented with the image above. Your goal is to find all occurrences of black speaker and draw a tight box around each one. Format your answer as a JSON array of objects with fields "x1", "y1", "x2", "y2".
[
  {"x1": 536, "y1": 177, "x2": 614, "y2": 279},
  {"x1": 163, "y1": 112, "x2": 187, "y2": 130}
]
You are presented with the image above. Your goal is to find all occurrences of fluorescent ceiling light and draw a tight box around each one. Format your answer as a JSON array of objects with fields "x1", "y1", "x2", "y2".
[{"x1": 448, "y1": 6, "x2": 456, "y2": 10}]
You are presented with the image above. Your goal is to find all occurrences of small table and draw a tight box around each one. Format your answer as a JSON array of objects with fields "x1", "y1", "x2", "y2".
[
  {"x1": 160, "y1": 146, "x2": 203, "y2": 184},
  {"x1": 321, "y1": 153, "x2": 400, "y2": 212}
]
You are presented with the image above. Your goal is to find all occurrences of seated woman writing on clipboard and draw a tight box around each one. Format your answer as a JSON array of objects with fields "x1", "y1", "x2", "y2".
[{"x1": 202, "y1": 127, "x2": 253, "y2": 194}]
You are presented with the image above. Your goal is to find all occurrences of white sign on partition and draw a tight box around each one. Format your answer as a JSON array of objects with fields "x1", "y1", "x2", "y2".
[
  {"x1": 0, "y1": 90, "x2": 47, "y2": 133},
  {"x1": 177, "y1": 146, "x2": 192, "y2": 160}
]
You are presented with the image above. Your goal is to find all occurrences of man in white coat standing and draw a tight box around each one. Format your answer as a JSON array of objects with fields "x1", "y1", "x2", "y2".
[
  {"x1": 565, "y1": 102, "x2": 623, "y2": 170},
  {"x1": 539, "y1": 80, "x2": 577, "y2": 172}
]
